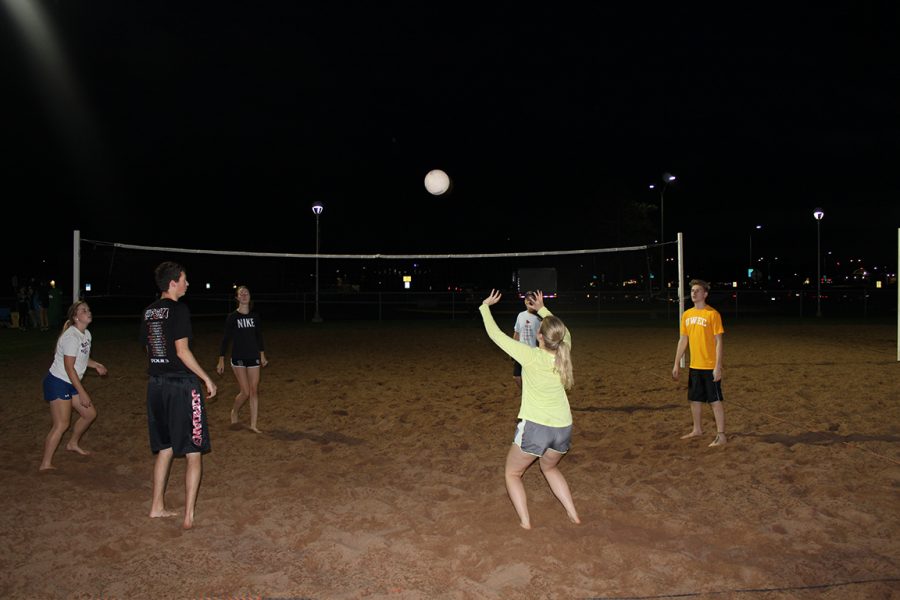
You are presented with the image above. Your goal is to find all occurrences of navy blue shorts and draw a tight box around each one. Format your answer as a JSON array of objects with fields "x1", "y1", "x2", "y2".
[
  {"x1": 147, "y1": 373, "x2": 211, "y2": 456},
  {"x1": 688, "y1": 368, "x2": 724, "y2": 403},
  {"x1": 513, "y1": 419, "x2": 572, "y2": 456},
  {"x1": 43, "y1": 372, "x2": 78, "y2": 401}
]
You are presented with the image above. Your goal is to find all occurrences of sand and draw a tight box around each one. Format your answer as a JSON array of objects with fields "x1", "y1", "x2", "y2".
[{"x1": 1, "y1": 317, "x2": 898, "y2": 599}]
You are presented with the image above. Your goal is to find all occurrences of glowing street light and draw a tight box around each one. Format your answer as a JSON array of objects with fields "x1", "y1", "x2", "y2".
[
  {"x1": 813, "y1": 207, "x2": 824, "y2": 317},
  {"x1": 312, "y1": 201, "x2": 324, "y2": 323},
  {"x1": 649, "y1": 172, "x2": 676, "y2": 295},
  {"x1": 749, "y1": 224, "x2": 762, "y2": 282}
]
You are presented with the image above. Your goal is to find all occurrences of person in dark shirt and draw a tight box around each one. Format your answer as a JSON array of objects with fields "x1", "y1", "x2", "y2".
[
  {"x1": 216, "y1": 285, "x2": 268, "y2": 433},
  {"x1": 140, "y1": 261, "x2": 217, "y2": 530}
]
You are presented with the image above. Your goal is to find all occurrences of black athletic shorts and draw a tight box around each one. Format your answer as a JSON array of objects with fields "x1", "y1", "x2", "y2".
[
  {"x1": 687, "y1": 368, "x2": 724, "y2": 403},
  {"x1": 147, "y1": 373, "x2": 211, "y2": 456}
]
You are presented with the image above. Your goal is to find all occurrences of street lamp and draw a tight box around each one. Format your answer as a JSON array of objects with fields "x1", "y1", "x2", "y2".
[
  {"x1": 813, "y1": 207, "x2": 824, "y2": 317},
  {"x1": 649, "y1": 172, "x2": 676, "y2": 295},
  {"x1": 749, "y1": 224, "x2": 762, "y2": 283},
  {"x1": 312, "y1": 201, "x2": 324, "y2": 323}
]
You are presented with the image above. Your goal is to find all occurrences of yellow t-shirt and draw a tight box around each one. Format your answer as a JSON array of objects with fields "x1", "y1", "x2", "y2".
[
  {"x1": 480, "y1": 304, "x2": 572, "y2": 427},
  {"x1": 680, "y1": 305, "x2": 724, "y2": 370}
]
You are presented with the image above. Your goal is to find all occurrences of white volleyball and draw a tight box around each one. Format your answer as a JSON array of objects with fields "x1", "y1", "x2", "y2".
[{"x1": 424, "y1": 169, "x2": 451, "y2": 195}]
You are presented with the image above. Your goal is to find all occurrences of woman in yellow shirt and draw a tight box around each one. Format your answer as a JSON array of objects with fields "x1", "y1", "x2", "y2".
[{"x1": 480, "y1": 289, "x2": 580, "y2": 529}]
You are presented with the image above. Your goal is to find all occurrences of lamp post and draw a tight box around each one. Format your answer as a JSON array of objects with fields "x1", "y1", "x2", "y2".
[
  {"x1": 312, "y1": 201, "x2": 324, "y2": 323},
  {"x1": 749, "y1": 224, "x2": 762, "y2": 283},
  {"x1": 813, "y1": 207, "x2": 824, "y2": 317},
  {"x1": 649, "y1": 172, "x2": 676, "y2": 295}
]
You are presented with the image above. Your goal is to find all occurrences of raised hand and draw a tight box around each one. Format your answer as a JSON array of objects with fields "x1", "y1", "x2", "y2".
[{"x1": 482, "y1": 289, "x2": 502, "y2": 306}]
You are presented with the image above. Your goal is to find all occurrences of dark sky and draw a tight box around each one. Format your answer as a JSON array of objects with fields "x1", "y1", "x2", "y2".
[{"x1": 2, "y1": 2, "x2": 898, "y2": 292}]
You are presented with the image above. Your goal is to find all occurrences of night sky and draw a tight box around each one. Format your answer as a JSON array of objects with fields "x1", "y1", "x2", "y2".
[{"x1": 2, "y1": 2, "x2": 898, "y2": 293}]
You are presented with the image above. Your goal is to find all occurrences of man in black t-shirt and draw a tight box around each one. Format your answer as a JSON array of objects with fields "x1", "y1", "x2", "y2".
[{"x1": 141, "y1": 261, "x2": 217, "y2": 530}]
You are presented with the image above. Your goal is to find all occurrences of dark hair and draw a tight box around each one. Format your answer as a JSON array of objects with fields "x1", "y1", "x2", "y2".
[
  {"x1": 154, "y1": 261, "x2": 185, "y2": 293},
  {"x1": 689, "y1": 279, "x2": 710, "y2": 292}
]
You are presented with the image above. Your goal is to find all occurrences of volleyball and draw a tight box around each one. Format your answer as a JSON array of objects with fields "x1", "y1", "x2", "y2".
[{"x1": 424, "y1": 169, "x2": 451, "y2": 195}]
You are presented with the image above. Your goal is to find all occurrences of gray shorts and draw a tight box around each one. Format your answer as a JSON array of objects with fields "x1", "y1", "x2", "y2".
[{"x1": 513, "y1": 419, "x2": 572, "y2": 456}]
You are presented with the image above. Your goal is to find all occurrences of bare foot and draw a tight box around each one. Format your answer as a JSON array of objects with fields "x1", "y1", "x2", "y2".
[
  {"x1": 65, "y1": 444, "x2": 91, "y2": 456},
  {"x1": 567, "y1": 511, "x2": 581, "y2": 524},
  {"x1": 149, "y1": 509, "x2": 178, "y2": 518},
  {"x1": 519, "y1": 521, "x2": 531, "y2": 530},
  {"x1": 680, "y1": 431, "x2": 703, "y2": 439},
  {"x1": 183, "y1": 513, "x2": 194, "y2": 530},
  {"x1": 250, "y1": 426, "x2": 262, "y2": 434},
  {"x1": 708, "y1": 433, "x2": 727, "y2": 447},
  {"x1": 230, "y1": 408, "x2": 239, "y2": 425},
  {"x1": 39, "y1": 464, "x2": 57, "y2": 471}
]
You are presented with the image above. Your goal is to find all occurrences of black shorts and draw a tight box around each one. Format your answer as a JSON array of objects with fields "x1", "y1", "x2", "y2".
[
  {"x1": 688, "y1": 368, "x2": 724, "y2": 403},
  {"x1": 513, "y1": 361, "x2": 523, "y2": 377},
  {"x1": 231, "y1": 356, "x2": 261, "y2": 367},
  {"x1": 147, "y1": 373, "x2": 211, "y2": 456}
]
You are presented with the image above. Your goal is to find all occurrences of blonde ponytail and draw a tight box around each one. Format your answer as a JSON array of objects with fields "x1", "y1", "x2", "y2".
[{"x1": 539, "y1": 316, "x2": 574, "y2": 390}]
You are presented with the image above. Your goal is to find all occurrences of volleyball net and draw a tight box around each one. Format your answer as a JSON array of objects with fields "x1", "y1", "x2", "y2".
[{"x1": 73, "y1": 231, "x2": 684, "y2": 321}]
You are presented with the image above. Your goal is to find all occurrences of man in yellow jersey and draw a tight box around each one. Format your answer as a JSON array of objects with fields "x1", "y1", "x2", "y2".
[{"x1": 672, "y1": 279, "x2": 726, "y2": 447}]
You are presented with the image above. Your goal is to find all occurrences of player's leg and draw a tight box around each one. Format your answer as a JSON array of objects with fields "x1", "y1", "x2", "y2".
[
  {"x1": 681, "y1": 402, "x2": 703, "y2": 438},
  {"x1": 230, "y1": 364, "x2": 250, "y2": 424},
  {"x1": 709, "y1": 400, "x2": 726, "y2": 446},
  {"x1": 246, "y1": 366, "x2": 262, "y2": 433},
  {"x1": 681, "y1": 369, "x2": 705, "y2": 438},
  {"x1": 66, "y1": 394, "x2": 97, "y2": 455},
  {"x1": 150, "y1": 448, "x2": 176, "y2": 518},
  {"x1": 539, "y1": 449, "x2": 580, "y2": 524},
  {"x1": 40, "y1": 399, "x2": 72, "y2": 470},
  {"x1": 183, "y1": 452, "x2": 202, "y2": 530},
  {"x1": 512, "y1": 360, "x2": 523, "y2": 388},
  {"x1": 505, "y1": 443, "x2": 538, "y2": 529}
]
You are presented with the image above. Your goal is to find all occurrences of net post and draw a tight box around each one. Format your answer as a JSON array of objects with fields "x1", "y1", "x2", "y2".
[
  {"x1": 72, "y1": 230, "x2": 80, "y2": 303},
  {"x1": 678, "y1": 232, "x2": 685, "y2": 368}
]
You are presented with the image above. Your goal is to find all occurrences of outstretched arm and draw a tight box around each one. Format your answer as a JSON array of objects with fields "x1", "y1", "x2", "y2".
[{"x1": 480, "y1": 290, "x2": 536, "y2": 364}]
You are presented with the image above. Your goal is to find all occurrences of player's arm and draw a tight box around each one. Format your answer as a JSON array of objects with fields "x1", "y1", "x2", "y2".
[
  {"x1": 672, "y1": 335, "x2": 689, "y2": 380},
  {"x1": 256, "y1": 316, "x2": 267, "y2": 366},
  {"x1": 216, "y1": 316, "x2": 232, "y2": 375},
  {"x1": 175, "y1": 337, "x2": 218, "y2": 398},
  {"x1": 713, "y1": 334, "x2": 724, "y2": 382},
  {"x1": 480, "y1": 291, "x2": 535, "y2": 364},
  {"x1": 87, "y1": 358, "x2": 107, "y2": 376},
  {"x1": 63, "y1": 355, "x2": 92, "y2": 408}
]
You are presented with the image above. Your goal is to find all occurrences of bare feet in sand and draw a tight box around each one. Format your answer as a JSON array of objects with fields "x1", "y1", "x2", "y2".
[
  {"x1": 183, "y1": 514, "x2": 195, "y2": 530},
  {"x1": 680, "y1": 431, "x2": 702, "y2": 439},
  {"x1": 230, "y1": 408, "x2": 239, "y2": 425},
  {"x1": 149, "y1": 509, "x2": 178, "y2": 519},
  {"x1": 65, "y1": 444, "x2": 91, "y2": 456},
  {"x1": 519, "y1": 521, "x2": 531, "y2": 530},
  {"x1": 708, "y1": 433, "x2": 727, "y2": 447},
  {"x1": 567, "y1": 512, "x2": 581, "y2": 525},
  {"x1": 38, "y1": 464, "x2": 57, "y2": 471},
  {"x1": 250, "y1": 426, "x2": 262, "y2": 434}
]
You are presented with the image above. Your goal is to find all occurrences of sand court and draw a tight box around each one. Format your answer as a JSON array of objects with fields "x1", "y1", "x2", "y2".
[{"x1": 0, "y1": 318, "x2": 897, "y2": 599}]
